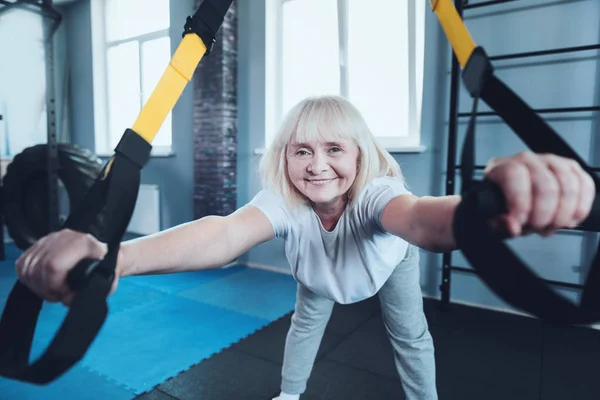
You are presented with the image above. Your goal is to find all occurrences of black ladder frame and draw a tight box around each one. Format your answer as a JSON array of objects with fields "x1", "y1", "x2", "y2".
[{"x1": 440, "y1": 0, "x2": 600, "y2": 306}]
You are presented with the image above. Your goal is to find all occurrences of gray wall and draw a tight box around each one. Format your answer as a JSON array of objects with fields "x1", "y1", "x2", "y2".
[{"x1": 58, "y1": 0, "x2": 599, "y2": 313}]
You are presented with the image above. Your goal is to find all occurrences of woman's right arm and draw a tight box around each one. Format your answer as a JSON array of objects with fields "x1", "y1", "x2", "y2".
[
  {"x1": 15, "y1": 204, "x2": 274, "y2": 303},
  {"x1": 120, "y1": 204, "x2": 274, "y2": 277}
]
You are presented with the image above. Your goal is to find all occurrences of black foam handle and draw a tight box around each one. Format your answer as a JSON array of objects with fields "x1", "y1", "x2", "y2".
[
  {"x1": 66, "y1": 259, "x2": 102, "y2": 291},
  {"x1": 470, "y1": 180, "x2": 507, "y2": 220}
]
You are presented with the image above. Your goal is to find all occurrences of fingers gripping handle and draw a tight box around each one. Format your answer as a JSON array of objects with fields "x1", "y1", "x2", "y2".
[
  {"x1": 471, "y1": 179, "x2": 600, "y2": 232},
  {"x1": 66, "y1": 257, "x2": 115, "y2": 292},
  {"x1": 457, "y1": 179, "x2": 600, "y2": 325},
  {"x1": 66, "y1": 259, "x2": 100, "y2": 291}
]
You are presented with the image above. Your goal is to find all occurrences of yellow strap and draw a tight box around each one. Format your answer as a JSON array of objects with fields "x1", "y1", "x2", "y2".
[
  {"x1": 131, "y1": 33, "x2": 207, "y2": 143},
  {"x1": 430, "y1": 0, "x2": 477, "y2": 68}
]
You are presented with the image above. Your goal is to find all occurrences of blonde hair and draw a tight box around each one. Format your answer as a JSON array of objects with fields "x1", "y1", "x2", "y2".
[{"x1": 259, "y1": 95, "x2": 404, "y2": 207}]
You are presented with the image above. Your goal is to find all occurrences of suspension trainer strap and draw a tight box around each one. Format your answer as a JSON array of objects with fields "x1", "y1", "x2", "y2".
[
  {"x1": 431, "y1": 0, "x2": 600, "y2": 325},
  {"x1": 0, "y1": 0, "x2": 234, "y2": 384}
]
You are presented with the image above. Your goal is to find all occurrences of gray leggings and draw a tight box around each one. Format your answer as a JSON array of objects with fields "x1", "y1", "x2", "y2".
[{"x1": 280, "y1": 244, "x2": 437, "y2": 399}]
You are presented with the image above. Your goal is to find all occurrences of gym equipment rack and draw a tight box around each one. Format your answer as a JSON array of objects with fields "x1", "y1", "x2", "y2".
[
  {"x1": 0, "y1": 0, "x2": 62, "y2": 260},
  {"x1": 440, "y1": 0, "x2": 600, "y2": 306}
]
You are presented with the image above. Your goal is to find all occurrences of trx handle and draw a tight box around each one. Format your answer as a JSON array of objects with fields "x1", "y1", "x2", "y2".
[
  {"x1": 0, "y1": 0, "x2": 234, "y2": 384},
  {"x1": 432, "y1": 1, "x2": 600, "y2": 325},
  {"x1": 0, "y1": 130, "x2": 149, "y2": 384}
]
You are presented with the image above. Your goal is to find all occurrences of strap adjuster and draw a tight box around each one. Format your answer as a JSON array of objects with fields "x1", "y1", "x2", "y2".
[
  {"x1": 114, "y1": 129, "x2": 152, "y2": 168},
  {"x1": 182, "y1": 0, "x2": 228, "y2": 55},
  {"x1": 462, "y1": 46, "x2": 494, "y2": 98}
]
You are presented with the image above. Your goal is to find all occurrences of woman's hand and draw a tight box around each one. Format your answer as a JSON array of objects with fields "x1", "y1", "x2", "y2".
[
  {"x1": 484, "y1": 151, "x2": 596, "y2": 237},
  {"x1": 15, "y1": 229, "x2": 120, "y2": 306}
]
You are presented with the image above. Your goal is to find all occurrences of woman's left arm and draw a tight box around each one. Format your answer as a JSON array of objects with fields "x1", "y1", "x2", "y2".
[
  {"x1": 380, "y1": 193, "x2": 461, "y2": 253},
  {"x1": 381, "y1": 151, "x2": 596, "y2": 253}
]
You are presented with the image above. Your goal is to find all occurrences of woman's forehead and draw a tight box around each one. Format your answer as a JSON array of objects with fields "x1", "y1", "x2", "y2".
[{"x1": 288, "y1": 138, "x2": 352, "y2": 147}]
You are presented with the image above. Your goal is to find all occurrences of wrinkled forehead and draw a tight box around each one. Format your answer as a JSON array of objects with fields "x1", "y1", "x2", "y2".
[{"x1": 288, "y1": 139, "x2": 353, "y2": 150}]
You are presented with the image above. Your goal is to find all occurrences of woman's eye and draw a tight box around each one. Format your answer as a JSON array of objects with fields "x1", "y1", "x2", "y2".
[
  {"x1": 296, "y1": 150, "x2": 309, "y2": 156},
  {"x1": 329, "y1": 147, "x2": 341, "y2": 153}
]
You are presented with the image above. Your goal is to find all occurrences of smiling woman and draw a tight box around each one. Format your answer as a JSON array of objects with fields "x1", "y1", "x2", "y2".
[
  {"x1": 285, "y1": 138, "x2": 360, "y2": 220},
  {"x1": 13, "y1": 92, "x2": 597, "y2": 400},
  {"x1": 259, "y1": 95, "x2": 404, "y2": 210}
]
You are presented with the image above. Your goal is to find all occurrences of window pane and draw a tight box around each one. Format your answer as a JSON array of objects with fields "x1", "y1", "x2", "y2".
[
  {"x1": 281, "y1": 0, "x2": 339, "y2": 116},
  {"x1": 415, "y1": 0, "x2": 425, "y2": 136},
  {"x1": 347, "y1": 0, "x2": 409, "y2": 138},
  {"x1": 0, "y1": 10, "x2": 46, "y2": 156},
  {"x1": 106, "y1": 41, "x2": 141, "y2": 149},
  {"x1": 105, "y1": 0, "x2": 170, "y2": 42},
  {"x1": 141, "y1": 37, "x2": 172, "y2": 147}
]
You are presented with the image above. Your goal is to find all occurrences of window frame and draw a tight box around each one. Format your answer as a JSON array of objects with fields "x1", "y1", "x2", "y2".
[
  {"x1": 264, "y1": 0, "x2": 426, "y2": 153},
  {"x1": 90, "y1": 0, "x2": 174, "y2": 157}
]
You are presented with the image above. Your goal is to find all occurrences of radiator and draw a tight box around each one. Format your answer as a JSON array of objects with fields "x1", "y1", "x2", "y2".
[{"x1": 127, "y1": 184, "x2": 161, "y2": 235}]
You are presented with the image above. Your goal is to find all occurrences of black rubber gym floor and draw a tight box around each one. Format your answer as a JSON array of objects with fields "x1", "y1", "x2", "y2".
[{"x1": 135, "y1": 296, "x2": 600, "y2": 400}]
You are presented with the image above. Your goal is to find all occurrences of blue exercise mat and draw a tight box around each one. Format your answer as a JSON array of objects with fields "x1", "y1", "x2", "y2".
[{"x1": 0, "y1": 243, "x2": 297, "y2": 399}]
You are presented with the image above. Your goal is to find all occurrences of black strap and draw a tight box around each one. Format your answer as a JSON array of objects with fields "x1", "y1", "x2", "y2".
[
  {"x1": 183, "y1": 0, "x2": 233, "y2": 54},
  {"x1": 0, "y1": 0, "x2": 234, "y2": 383},
  {"x1": 0, "y1": 130, "x2": 150, "y2": 384},
  {"x1": 455, "y1": 46, "x2": 600, "y2": 325}
]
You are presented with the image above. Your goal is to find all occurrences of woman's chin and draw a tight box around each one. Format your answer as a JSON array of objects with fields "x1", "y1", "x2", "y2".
[{"x1": 305, "y1": 192, "x2": 346, "y2": 207}]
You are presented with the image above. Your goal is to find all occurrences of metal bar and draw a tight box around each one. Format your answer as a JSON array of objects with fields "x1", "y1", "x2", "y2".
[
  {"x1": 1, "y1": 0, "x2": 62, "y2": 233},
  {"x1": 458, "y1": 106, "x2": 600, "y2": 118},
  {"x1": 450, "y1": 266, "x2": 585, "y2": 290},
  {"x1": 490, "y1": 44, "x2": 600, "y2": 61},
  {"x1": 0, "y1": 187, "x2": 4, "y2": 261},
  {"x1": 542, "y1": 278, "x2": 585, "y2": 291},
  {"x1": 463, "y1": 0, "x2": 523, "y2": 9},
  {"x1": 0, "y1": 113, "x2": 3, "y2": 261},
  {"x1": 43, "y1": 0, "x2": 60, "y2": 234},
  {"x1": 451, "y1": 266, "x2": 479, "y2": 274},
  {"x1": 106, "y1": 28, "x2": 170, "y2": 48},
  {"x1": 0, "y1": 0, "x2": 60, "y2": 20},
  {"x1": 0, "y1": 1, "x2": 18, "y2": 15},
  {"x1": 455, "y1": 165, "x2": 600, "y2": 172},
  {"x1": 337, "y1": 0, "x2": 349, "y2": 98},
  {"x1": 440, "y1": 0, "x2": 465, "y2": 306}
]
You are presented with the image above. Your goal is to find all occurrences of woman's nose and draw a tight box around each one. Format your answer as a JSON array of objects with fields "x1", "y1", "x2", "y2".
[{"x1": 307, "y1": 153, "x2": 328, "y2": 174}]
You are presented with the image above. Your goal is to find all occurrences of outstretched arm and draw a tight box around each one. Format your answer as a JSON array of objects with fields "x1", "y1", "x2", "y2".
[
  {"x1": 15, "y1": 204, "x2": 274, "y2": 304},
  {"x1": 120, "y1": 205, "x2": 274, "y2": 277},
  {"x1": 380, "y1": 193, "x2": 460, "y2": 253},
  {"x1": 381, "y1": 152, "x2": 596, "y2": 253}
]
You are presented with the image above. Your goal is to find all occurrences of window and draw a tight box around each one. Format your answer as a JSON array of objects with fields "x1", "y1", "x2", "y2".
[
  {"x1": 0, "y1": 9, "x2": 46, "y2": 157},
  {"x1": 265, "y1": 0, "x2": 425, "y2": 150},
  {"x1": 91, "y1": 0, "x2": 172, "y2": 155}
]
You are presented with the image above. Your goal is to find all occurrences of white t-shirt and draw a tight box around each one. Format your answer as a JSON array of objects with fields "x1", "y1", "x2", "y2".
[{"x1": 248, "y1": 176, "x2": 412, "y2": 304}]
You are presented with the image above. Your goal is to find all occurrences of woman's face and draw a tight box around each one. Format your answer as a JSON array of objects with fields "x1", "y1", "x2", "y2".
[{"x1": 286, "y1": 138, "x2": 360, "y2": 208}]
